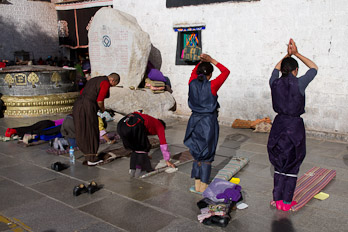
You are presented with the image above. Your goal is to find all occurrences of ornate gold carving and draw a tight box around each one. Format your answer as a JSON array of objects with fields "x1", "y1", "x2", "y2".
[
  {"x1": 4, "y1": 74, "x2": 14, "y2": 88},
  {"x1": 14, "y1": 73, "x2": 27, "y2": 86},
  {"x1": 1, "y1": 92, "x2": 79, "y2": 117},
  {"x1": 28, "y1": 72, "x2": 39, "y2": 88},
  {"x1": 51, "y1": 72, "x2": 62, "y2": 87}
]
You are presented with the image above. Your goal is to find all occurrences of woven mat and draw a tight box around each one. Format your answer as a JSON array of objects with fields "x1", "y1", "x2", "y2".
[{"x1": 271, "y1": 167, "x2": 336, "y2": 211}]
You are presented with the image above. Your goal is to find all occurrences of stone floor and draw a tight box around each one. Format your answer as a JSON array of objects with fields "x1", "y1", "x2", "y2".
[{"x1": 0, "y1": 115, "x2": 347, "y2": 232}]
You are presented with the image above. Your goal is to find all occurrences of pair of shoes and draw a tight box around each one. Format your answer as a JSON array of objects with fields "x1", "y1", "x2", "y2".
[
  {"x1": 282, "y1": 201, "x2": 297, "y2": 211},
  {"x1": 275, "y1": 200, "x2": 283, "y2": 210},
  {"x1": 73, "y1": 181, "x2": 100, "y2": 196},
  {"x1": 51, "y1": 162, "x2": 68, "y2": 171},
  {"x1": 129, "y1": 169, "x2": 136, "y2": 177}
]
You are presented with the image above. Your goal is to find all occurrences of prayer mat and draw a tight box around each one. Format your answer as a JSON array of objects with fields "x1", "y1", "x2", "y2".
[
  {"x1": 18, "y1": 140, "x2": 47, "y2": 147},
  {"x1": 213, "y1": 157, "x2": 250, "y2": 181},
  {"x1": 271, "y1": 167, "x2": 336, "y2": 211},
  {"x1": 139, "y1": 150, "x2": 194, "y2": 178},
  {"x1": 46, "y1": 147, "x2": 79, "y2": 156},
  {"x1": 98, "y1": 146, "x2": 132, "y2": 160}
]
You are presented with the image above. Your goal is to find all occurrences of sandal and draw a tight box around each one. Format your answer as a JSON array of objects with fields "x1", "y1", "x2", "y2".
[
  {"x1": 87, "y1": 181, "x2": 100, "y2": 194},
  {"x1": 189, "y1": 186, "x2": 202, "y2": 195},
  {"x1": 73, "y1": 183, "x2": 88, "y2": 196}
]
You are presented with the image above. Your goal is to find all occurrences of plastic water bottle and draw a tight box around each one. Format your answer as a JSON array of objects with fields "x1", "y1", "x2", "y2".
[{"x1": 69, "y1": 146, "x2": 75, "y2": 164}]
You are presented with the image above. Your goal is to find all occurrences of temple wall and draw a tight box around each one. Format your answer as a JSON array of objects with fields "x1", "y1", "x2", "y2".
[
  {"x1": 113, "y1": 0, "x2": 348, "y2": 135},
  {"x1": 0, "y1": 0, "x2": 59, "y2": 61}
]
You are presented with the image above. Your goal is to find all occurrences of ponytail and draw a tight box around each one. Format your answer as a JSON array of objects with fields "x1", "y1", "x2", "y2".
[
  {"x1": 197, "y1": 74, "x2": 205, "y2": 81},
  {"x1": 197, "y1": 62, "x2": 214, "y2": 81}
]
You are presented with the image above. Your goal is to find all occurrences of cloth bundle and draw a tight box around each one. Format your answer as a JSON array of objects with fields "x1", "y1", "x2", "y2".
[
  {"x1": 232, "y1": 117, "x2": 272, "y2": 133},
  {"x1": 203, "y1": 178, "x2": 242, "y2": 203},
  {"x1": 145, "y1": 78, "x2": 165, "y2": 94},
  {"x1": 197, "y1": 204, "x2": 229, "y2": 223},
  {"x1": 213, "y1": 157, "x2": 249, "y2": 181},
  {"x1": 97, "y1": 110, "x2": 114, "y2": 122},
  {"x1": 196, "y1": 178, "x2": 243, "y2": 227}
]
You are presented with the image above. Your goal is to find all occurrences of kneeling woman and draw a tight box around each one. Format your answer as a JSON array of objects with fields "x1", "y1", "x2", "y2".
[{"x1": 184, "y1": 54, "x2": 230, "y2": 193}]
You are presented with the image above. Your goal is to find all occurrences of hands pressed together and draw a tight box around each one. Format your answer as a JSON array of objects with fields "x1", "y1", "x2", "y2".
[{"x1": 287, "y1": 38, "x2": 298, "y2": 57}]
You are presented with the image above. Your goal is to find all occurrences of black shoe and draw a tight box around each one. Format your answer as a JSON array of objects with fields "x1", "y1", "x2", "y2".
[
  {"x1": 51, "y1": 162, "x2": 67, "y2": 172},
  {"x1": 203, "y1": 216, "x2": 230, "y2": 228},
  {"x1": 87, "y1": 181, "x2": 100, "y2": 194},
  {"x1": 73, "y1": 184, "x2": 88, "y2": 196}
]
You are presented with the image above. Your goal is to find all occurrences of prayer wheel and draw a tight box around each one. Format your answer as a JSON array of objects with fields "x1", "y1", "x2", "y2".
[{"x1": 0, "y1": 65, "x2": 79, "y2": 117}]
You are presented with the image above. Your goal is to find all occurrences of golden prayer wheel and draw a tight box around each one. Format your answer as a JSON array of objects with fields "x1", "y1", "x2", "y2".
[{"x1": 0, "y1": 65, "x2": 79, "y2": 117}]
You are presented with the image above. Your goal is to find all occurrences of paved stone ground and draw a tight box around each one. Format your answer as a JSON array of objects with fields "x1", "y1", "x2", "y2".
[{"x1": 0, "y1": 115, "x2": 347, "y2": 232}]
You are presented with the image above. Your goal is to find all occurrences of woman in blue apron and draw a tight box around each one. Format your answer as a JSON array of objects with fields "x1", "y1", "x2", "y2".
[
  {"x1": 184, "y1": 54, "x2": 230, "y2": 193},
  {"x1": 268, "y1": 39, "x2": 318, "y2": 211}
]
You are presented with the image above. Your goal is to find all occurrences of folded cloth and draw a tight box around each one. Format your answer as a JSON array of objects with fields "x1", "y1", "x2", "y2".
[
  {"x1": 250, "y1": 117, "x2": 271, "y2": 128},
  {"x1": 97, "y1": 111, "x2": 114, "y2": 122},
  {"x1": 198, "y1": 211, "x2": 227, "y2": 223},
  {"x1": 145, "y1": 78, "x2": 165, "y2": 87},
  {"x1": 198, "y1": 213, "x2": 212, "y2": 222},
  {"x1": 232, "y1": 119, "x2": 252, "y2": 129},
  {"x1": 151, "y1": 90, "x2": 165, "y2": 94},
  {"x1": 208, "y1": 204, "x2": 226, "y2": 213},
  {"x1": 200, "y1": 207, "x2": 210, "y2": 214},
  {"x1": 203, "y1": 178, "x2": 238, "y2": 202},
  {"x1": 145, "y1": 83, "x2": 165, "y2": 91},
  {"x1": 253, "y1": 121, "x2": 272, "y2": 133},
  {"x1": 216, "y1": 185, "x2": 242, "y2": 203}
]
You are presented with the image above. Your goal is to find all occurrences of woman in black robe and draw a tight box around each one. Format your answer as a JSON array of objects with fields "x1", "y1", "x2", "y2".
[{"x1": 267, "y1": 39, "x2": 318, "y2": 211}]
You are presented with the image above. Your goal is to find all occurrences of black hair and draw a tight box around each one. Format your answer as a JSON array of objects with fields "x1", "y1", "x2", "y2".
[
  {"x1": 158, "y1": 119, "x2": 166, "y2": 129},
  {"x1": 197, "y1": 62, "x2": 214, "y2": 81},
  {"x1": 281, "y1": 57, "x2": 298, "y2": 77}
]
